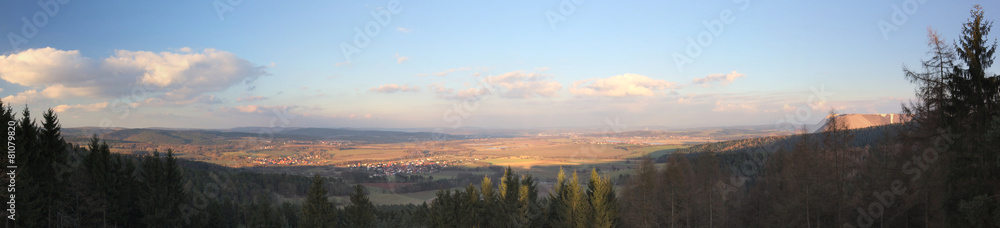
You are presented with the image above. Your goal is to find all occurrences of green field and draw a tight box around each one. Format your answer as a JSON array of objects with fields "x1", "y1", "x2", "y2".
[
  {"x1": 482, "y1": 157, "x2": 538, "y2": 164},
  {"x1": 357, "y1": 188, "x2": 461, "y2": 206},
  {"x1": 425, "y1": 170, "x2": 493, "y2": 180}
]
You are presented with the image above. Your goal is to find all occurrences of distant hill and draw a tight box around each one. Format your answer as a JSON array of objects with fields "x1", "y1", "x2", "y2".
[
  {"x1": 63, "y1": 127, "x2": 467, "y2": 145},
  {"x1": 278, "y1": 128, "x2": 467, "y2": 143},
  {"x1": 812, "y1": 113, "x2": 911, "y2": 133}
]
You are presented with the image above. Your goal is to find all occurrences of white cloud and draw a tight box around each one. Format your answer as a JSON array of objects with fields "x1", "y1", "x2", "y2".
[
  {"x1": 395, "y1": 53, "x2": 409, "y2": 63},
  {"x1": 397, "y1": 27, "x2": 413, "y2": 33},
  {"x1": 0, "y1": 47, "x2": 267, "y2": 103},
  {"x1": 52, "y1": 102, "x2": 109, "y2": 113},
  {"x1": 570, "y1": 74, "x2": 676, "y2": 97},
  {"x1": 692, "y1": 71, "x2": 745, "y2": 87},
  {"x1": 335, "y1": 61, "x2": 351, "y2": 66},
  {"x1": 370, "y1": 84, "x2": 420, "y2": 93},
  {"x1": 1, "y1": 90, "x2": 39, "y2": 105}
]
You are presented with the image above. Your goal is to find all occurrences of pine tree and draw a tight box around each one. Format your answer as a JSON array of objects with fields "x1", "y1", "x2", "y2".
[
  {"x1": 569, "y1": 170, "x2": 589, "y2": 227},
  {"x1": 942, "y1": 5, "x2": 1000, "y2": 226},
  {"x1": 141, "y1": 149, "x2": 187, "y2": 227},
  {"x1": 429, "y1": 189, "x2": 457, "y2": 227},
  {"x1": 16, "y1": 106, "x2": 45, "y2": 228},
  {"x1": 497, "y1": 167, "x2": 522, "y2": 226},
  {"x1": 590, "y1": 168, "x2": 620, "y2": 228},
  {"x1": 519, "y1": 174, "x2": 542, "y2": 227},
  {"x1": 39, "y1": 109, "x2": 73, "y2": 227},
  {"x1": 461, "y1": 183, "x2": 481, "y2": 227},
  {"x1": 480, "y1": 174, "x2": 496, "y2": 223},
  {"x1": 545, "y1": 167, "x2": 568, "y2": 227},
  {"x1": 345, "y1": 184, "x2": 375, "y2": 227},
  {"x1": 301, "y1": 174, "x2": 334, "y2": 228}
]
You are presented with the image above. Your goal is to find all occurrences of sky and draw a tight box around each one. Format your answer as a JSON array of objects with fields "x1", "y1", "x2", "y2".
[{"x1": 0, "y1": 0, "x2": 997, "y2": 130}]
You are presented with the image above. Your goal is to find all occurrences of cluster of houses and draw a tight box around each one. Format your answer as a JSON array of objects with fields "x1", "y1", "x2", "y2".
[
  {"x1": 244, "y1": 155, "x2": 318, "y2": 165},
  {"x1": 347, "y1": 158, "x2": 465, "y2": 176}
]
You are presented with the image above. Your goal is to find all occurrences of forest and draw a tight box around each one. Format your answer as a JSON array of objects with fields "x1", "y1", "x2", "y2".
[{"x1": 1, "y1": 5, "x2": 999, "y2": 228}]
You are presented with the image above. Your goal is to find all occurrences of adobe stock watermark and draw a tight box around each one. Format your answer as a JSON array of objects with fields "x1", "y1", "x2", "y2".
[
  {"x1": 7, "y1": 0, "x2": 71, "y2": 50},
  {"x1": 441, "y1": 78, "x2": 499, "y2": 130},
  {"x1": 572, "y1": 116, "x2": 627, "y2": 161},
  {"x1": 545, "y1": 0, "x2": 587, "y2": 31},
  {"x1": 241, "y1": 106, "x2": 298, "y2": 153},
  {"x1": 340, "y1": 0, "x2": 404, "y2": 63},
  {"x1": 673, "y1": 0, "x2": 750, "y2": 72},
  {"x1": 877, "y1": 0, "x2": 928, "y2": 41},
  {"x1": 716, "y1": 142, "x2": 770, "y2": 202},
  {"x1": 405, "y1": 77, "x2": 500, "y2": 158},
  {"x1": 717, "y1": 84, "x2": 832, "y2": 201},
  {"x1": 180, "y1": 171, "x2": 235, "y2": 225},
  {"x1": 5, "y1": 121, "x2": 15, "y2": 222},
  {"x1": 843, "y1": 126, "x2": 956, "y2": 228},
  {"x1": 775, "y1": 85, "x2": 834, "y2": 132},
  {"x1": 97, "y1": 81, "x2": 160, "y2": 135},
  {"x1": 213, "y1": 0, "x2": 245, "y2": 21}
]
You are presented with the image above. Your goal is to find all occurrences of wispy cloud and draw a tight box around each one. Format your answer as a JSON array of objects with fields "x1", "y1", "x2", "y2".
[
  {"x1": 713, "y1": 100, "x2": 758, "y2": 112},
  {"x1": 236, "y1": 96, "x2": 268, "y2": 102},
  {"x1": 428, "y1": 70, "x2": 561, "y2": 99},
  {"x1": 692, "y1": 71, "x2": 745, "y2": 87},
  {"x1": 433, "y1": 67, "x2": 470, "y2": 76},
  {"x1": 370, "y1": 84, "x2": 420, "y2": 93},
  {"x1": 397, "y1": 27, "x2": 413, "y2": 33},
  {"x1": 395, "y1": 53, "x2": 409, "y2": 63},
  {"x1": 219, "y1": 105, "x2": 300, "y2": 114},
  {"x1": 427, "y1": 82, "x2": 454, "y2": 96}
]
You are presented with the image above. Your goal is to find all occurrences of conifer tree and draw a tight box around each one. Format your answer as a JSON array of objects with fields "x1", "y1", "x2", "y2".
[
  {"x1": 16, "y1": 106, "x2": 45, "y2": 227},
  {"x1": 590, "y1": 168, "x2": 620, "y2": 228},
  {"x1": 480, "y1": 175, "x2": 496, "y2": 223},
  {"x1": 346, "y1": 184, "x2": 375, "y2": 227},
  {"x1": 545, "y1": 167, "x2": 568, "y2": 227},
  {"x1": 301, "y1": 174, "x2": 334, "y2": 228},
  {"x1": 519, "y1": 174, "x2": 542, "y2": 227},
  {"x1": 568, "y1": 170, "x2": 589, "y2": 227}
]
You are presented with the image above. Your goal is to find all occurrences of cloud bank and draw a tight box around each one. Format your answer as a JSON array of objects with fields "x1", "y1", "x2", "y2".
[
  {"x1": 570, "y1": 74, "x2": 676, "y2": 97},
  {"x1": 0, "y1": 47, "x2": 267, "y2": 104}
]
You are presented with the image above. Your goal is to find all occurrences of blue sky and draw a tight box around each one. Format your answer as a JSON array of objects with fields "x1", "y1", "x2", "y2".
[{"x1": 0, "y1": 0, "x2": 996, "y2": 130}]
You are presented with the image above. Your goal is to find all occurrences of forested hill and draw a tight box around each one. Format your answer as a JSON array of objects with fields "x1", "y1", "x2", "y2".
[{"x1": 658, "y1": 123, "x2": 907, "y2": 162}]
